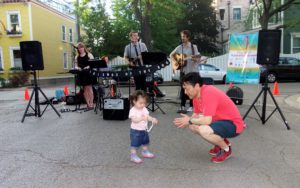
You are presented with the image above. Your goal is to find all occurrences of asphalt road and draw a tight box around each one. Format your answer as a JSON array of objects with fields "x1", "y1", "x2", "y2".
[{"x1": 0, "y1": 82, "x2": 300, "y2": 188}]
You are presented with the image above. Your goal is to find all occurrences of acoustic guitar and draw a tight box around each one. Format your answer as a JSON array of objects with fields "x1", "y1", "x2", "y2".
[{"x1": 172, "y1": 53, "x2": 202, "y2": 71}]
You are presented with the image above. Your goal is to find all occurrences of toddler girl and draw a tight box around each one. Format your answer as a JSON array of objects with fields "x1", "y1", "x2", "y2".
[{"x1": 129, "y1": 90, "x2": 158, "y2": 164}]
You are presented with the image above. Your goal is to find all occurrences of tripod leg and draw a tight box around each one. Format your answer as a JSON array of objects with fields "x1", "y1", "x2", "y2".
[
  {"x1": 154, "y1": 101, "x2": 165, "y2": 114},
  {"x1": 38, "y1": 87, "x2": 61, "y2": 118},
  {"x1": 21, "y1": 89, "x2": 35, "y2": 123},
  {"x1": 243, "y1": 88, "x2": 264, "y2": 120},
  {"x1": 267, "y1": 89, "x2": 290, "y2": 130}
]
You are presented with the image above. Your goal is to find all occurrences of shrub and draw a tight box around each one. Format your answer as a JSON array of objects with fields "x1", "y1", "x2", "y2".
[{"x1": 7, "y1": 67, "x2": 30, "y2": 87}]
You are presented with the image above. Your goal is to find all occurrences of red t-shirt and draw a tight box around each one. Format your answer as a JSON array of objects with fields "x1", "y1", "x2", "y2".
[{"x1": 193, "y1": 85, "x2": 246, "y2": 133}]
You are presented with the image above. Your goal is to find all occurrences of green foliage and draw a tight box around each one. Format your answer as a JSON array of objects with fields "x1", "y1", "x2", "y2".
[
  {"x1": 0, "y1": 77, "x2": 6, "y2": 88},
  {"x1": 177, "y1": 0, "x2": 219, "y2": 55},
  {"x1": 111, "y1": 0, "x2": 183, "y2": 54},
  {"x1": 76, "y1": 0, "x2": 112, "y2": 57},
  {"x1": 75, "y1": 0, "x2": 221, "y2": 57}
]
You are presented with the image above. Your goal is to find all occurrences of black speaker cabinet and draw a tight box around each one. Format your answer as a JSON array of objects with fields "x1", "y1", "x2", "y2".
[
  {"x1": 226, "y1": 86, "x2": 243, "y2": 105},
  {"x1": 20, "y1": 41, "x2": 44, "y2": 71},
  {"x1": 103, "y1": 98, "x2": 129, "y2": 120},
  {"x1": 257, "y1": 30, "x2": 281, "y2": 65}
]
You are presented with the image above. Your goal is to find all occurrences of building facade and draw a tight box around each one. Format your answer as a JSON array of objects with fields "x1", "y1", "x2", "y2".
[
  {"x1": 247, "y1": 0, "x2": 300, "y2": 54},
  {"x1": 213, "y1": 0, "x2": 251, "y2": 54},
  {"x1": 0, "y1": 0, "x2": 76, "y2": 81}
]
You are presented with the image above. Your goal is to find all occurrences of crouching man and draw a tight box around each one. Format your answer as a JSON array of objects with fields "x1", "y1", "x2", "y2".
[{"x1": 173, "y1": 72, "x2": 246, "y2": 163}]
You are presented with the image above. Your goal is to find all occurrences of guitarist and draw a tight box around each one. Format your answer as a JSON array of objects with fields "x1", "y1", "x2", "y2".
[
  {"x1": 170, "y1": 30, "x2": 201, "y2": 113},
  {"x1": 124, "y1": 31, "x2": 148, "y2": 91}
]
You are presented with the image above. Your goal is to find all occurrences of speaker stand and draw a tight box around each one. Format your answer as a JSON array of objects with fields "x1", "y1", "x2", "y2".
[
  {"x1": 21, "y1": 70, "x2": 61, "y2": 122},
  {"x1": 243, "y1": 76, "x2": 290, "y2": 130}
]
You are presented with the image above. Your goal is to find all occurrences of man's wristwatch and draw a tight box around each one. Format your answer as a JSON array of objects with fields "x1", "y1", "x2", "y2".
[{"x1": 188, "y1": 118, "x2": 193, "y2": 125}]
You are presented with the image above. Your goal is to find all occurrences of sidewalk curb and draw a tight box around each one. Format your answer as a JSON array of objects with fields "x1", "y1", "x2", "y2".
[{"x1": 284, "y1": 94, "x2": 300, "y2": 110}]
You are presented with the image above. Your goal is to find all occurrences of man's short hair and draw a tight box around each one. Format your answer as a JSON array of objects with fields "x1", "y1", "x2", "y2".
[
  {"x1": 181, "y1": 72, "x2": 203, "y2": 87},
  {"x1": 180, "y1": 30, "x2": 191, "y2": 39},
  {"x1": 129, "y1": 31, "x2": 138, "y2": 37}
]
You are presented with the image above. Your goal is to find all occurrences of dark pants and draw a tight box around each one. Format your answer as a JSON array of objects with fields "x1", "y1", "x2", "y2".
[
  {"x1": 134, "y1": 74, "x2": 146, "y2": 91},
  {"x1": 180, "y1": 72, "x2": 193, "y2": 107}
]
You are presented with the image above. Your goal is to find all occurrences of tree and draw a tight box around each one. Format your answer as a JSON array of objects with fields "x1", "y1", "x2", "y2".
[
  {"x1": 112, "y1": 0, "x2": 182, "y2": 53},
  {"x1": 76, "y1": 0, "x2": 112, "y2": 57},
  {"x1": 177, "y1": 0, "x2": 219, "y2": 55},
  {"x1": 253, "y1": 0, "x2": 298, "y2": 29}
]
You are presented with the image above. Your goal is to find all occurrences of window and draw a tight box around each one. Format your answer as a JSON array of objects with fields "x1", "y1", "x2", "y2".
[
  {"x1": 287, "y1": 58, "x2": 300, "y2": 65},
  {"x1": 63, "y1": 52, "x2": 68, "y2": 69},
  {"x1": 219, "y1": 9, "x2": 225, "y2": 20},
  {"x1": 199, "y1": 64, "x2": 216, "y2": 71},
  {"x1": 292, "y1": 36, "x2": 300, "y2": 53},
  {"x1": 233, "y1": 8, "x2": 241, "y2": 20},
  {"x1": 10, "y1": 47, "x2": 22, "y2": 68},
  {"x1": 6, "y1": 11, "x2": 22, "y2": 34},
  {"x1": 69, "y1": 28, "x2": 73, "y2": 42},
  {"x1": 61, "y1": 25, "x2": 66, "y2": 41},
  {"x1": 0, "y1": 48, "x2": 3, "y2": 71}
]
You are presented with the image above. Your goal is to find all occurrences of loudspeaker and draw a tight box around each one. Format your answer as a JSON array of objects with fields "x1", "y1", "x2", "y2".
[
  {"x1": 103, "y1": 98, "x2": 129, "y2": 120},
  {"x1": 20, "y1": 41, "x2": 44, "y2": 71},
  {"x1": 226, "y1": 86, "x2": 243, "y2": 105},
  {"x1": 257, "y1": 30, "x2": 281, "y2": 65}
]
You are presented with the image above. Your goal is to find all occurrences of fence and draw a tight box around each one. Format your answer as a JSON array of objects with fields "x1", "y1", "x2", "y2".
[{"x1": 110, "y1": 53, "x2": 300, "y2": 82}]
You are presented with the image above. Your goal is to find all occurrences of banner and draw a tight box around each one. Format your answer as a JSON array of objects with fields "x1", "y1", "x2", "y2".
[{"x1": 226, "y1": 33, "x2": 260, "y2": 84}]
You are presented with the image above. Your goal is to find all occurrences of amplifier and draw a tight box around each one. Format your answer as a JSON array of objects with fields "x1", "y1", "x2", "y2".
[
  {"x1": 103, "y1": 98, "x2": 129, "y2": 120},
  {"x1": 226, "y1": 86, "x2": 243, "y2": 105}
]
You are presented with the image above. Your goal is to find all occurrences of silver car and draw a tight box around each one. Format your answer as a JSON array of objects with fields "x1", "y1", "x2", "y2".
[{"x1": 172, "y1": 64, "x2": 226, "y2": 83}]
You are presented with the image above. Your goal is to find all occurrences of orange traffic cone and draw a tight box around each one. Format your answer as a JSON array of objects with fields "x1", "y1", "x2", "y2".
[
  {"x1": 64, "y1": 85, "x2": 69, "y2": 96},
  {"x1": 273, "y1": 81, "x2": 279, "y2": 96},
  {"x1": 24, "y1": 87, "x2": 30, "y2": 101},
  {"x1": 229, "y1": 82, "x2": 233, "y2": 88}
]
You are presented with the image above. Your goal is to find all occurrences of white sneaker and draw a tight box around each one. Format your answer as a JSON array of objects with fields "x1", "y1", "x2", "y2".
[{"x1": 187, "y1": 107, "x2": 193, "y2": 112}]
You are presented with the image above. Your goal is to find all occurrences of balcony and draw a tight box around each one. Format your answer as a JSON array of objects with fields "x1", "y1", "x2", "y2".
[{"x1": 6, "y1": 30, "x2": 22, "y2": 37}]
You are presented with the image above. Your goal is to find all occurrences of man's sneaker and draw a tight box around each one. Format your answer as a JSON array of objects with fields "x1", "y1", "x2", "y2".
[
  {"x1": 142, "y1": 150, "x2": 155, "y2": 158},
  {"x1": 209, "y1": 138, "x2": 231, "y2": 156},
  {"x1": 211, "y1": 148, "x2": 232, "y2": 163},
  {"x1": 187, "y1": 107, "x2": 193, "y2": 112},
  {"x1": 177, "y1": 106, "x2": 187, "y2": 114},
  {"x1": 130, "y1": 154, "x2": 143, "y2": 164}
]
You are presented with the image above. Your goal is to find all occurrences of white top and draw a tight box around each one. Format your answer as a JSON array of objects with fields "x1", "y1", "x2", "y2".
[
  {"x1": 128, "y1": 106, "x2": 149, "y2": 131},
  {"x1": 170, "y1": 42, "x2": 200, "y2": 73}
]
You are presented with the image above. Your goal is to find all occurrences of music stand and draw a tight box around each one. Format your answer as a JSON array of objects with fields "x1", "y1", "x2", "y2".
[
  {"x1": 142, "y1": 52, "x2": 167, "y2": 114},
  {"x1": 89, "y1": 59, "x2": 107, "y2": 113}
]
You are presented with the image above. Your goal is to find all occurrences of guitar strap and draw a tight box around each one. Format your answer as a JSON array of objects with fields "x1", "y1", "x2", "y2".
[
  {"x1": 128, "y1": 43, "x2": 142, "y2": 66},
  {"x1": 191, "y1": 43, "x2": 195, "y2": 55}
]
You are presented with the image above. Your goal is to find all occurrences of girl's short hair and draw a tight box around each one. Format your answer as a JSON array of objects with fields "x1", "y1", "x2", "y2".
[{"x1": 130, "y1": 90, "x2": 149, "y2": 106}]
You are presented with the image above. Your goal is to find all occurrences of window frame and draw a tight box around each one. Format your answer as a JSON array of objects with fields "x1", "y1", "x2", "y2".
[
  {"x1": 69, "y1": 28, "x2": 73, "y2": 43},
  {"x1": 0, "y1": 47, "x2": 3, "y2": 71},
  {"x1": 219, "y1": 8, "x2": 225, "y2": 21},
  {"x1": 63, "y1": 51, "x2": 68, "y2": 69},
  {"x1": 291, "y1": 33, "x2": 300, "y2": 54},
  {"x1": 233, "y1": 7, "x2": 241, "y2": 21},
  {"x1": 61, "y1": 25, "x2": 66, "y2": 42},
  {"x1": 6, "y1": 10, "x2": 22, "y2": 35},
  {"x1": 9, "y1": 46, "x2": 22, "y2": 69}
]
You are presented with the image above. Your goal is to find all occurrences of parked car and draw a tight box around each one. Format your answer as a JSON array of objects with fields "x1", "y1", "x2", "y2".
[
  {"x1": 260, "y1": 57, "x2": 300, "y2": 83},
  {"x1": 172, "y1": 64, "x2": 226, "y2": 83}
]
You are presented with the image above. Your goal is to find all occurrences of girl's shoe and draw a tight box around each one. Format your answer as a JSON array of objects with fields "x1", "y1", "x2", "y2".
[
  {"x1": 142, "y1": 150, "x2": 155, "y2": 158},
  {"x1": 131, "y1": 154, "x2": 143, "y2": 164}
]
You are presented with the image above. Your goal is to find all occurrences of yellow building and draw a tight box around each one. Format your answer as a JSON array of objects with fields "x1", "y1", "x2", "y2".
[{"x1": 0, "y1": 0, "x2": 76, "y2": 82}]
